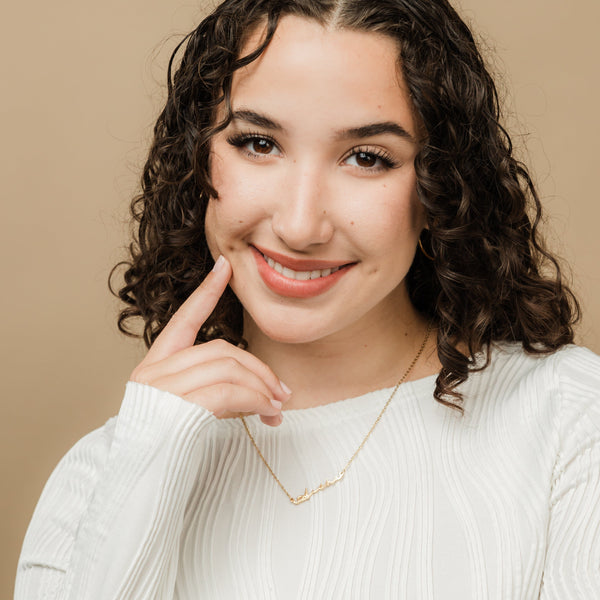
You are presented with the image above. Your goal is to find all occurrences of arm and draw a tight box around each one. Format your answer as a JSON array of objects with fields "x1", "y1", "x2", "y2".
[
  {"x1": 16, "y1": 383, "x2": 215, "y2": 600},
  {"x1": 16, "y1": 256, "x2": 288, "y2": 599},
  {"x1": 540, "y1": 346, "x2": 600, "y2": 599}
]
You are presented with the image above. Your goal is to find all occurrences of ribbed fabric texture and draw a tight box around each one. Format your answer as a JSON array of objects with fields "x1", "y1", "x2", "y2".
[{"x1": 15, "y1": 343, "x2": 600, "y2": 599}]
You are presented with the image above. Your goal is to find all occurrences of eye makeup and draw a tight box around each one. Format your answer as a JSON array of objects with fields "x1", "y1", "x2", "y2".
[{"x1": 226, "y1": 130, "x2": 400, "y2": 172}]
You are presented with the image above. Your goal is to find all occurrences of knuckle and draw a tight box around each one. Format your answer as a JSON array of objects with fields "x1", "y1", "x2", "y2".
[
  {"x1": 208, "y1": 339, "x2": 229, "y2": 352},
  {"x1": 130, "y1": 365, "x2": 145, "y2": 383},
  {"x1": 137, "y1": 365, "x2": 154, "y2": 385},
  {"x1": 254, "y1": 360, "x2": 277, "y2": 383},
  {"x1": 260, "y1": 391, "x2": 276, "y2": 412},
  {"x1": 221, "y1": 356, "x2": 239, "y2": 371},
  {"x1": 214, "y1": 382, "x2": 232, "y2": 406}
]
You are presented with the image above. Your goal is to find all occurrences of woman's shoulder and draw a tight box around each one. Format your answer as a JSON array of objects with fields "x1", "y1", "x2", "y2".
[
  {"x1": 545, "y1": 343, "x2": 600, "y2": 388},
  {"x1": 477, "y1": 342, "x2": 600, "y2": 418},
  {"x1": 489, "y1": 341, "x2": 600, "y2": 384},
  {"x1": 490, "y1": 340, "x2": 597, "y2": 363}
]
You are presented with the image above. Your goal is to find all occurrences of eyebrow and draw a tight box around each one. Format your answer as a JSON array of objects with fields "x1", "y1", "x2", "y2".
[
  {"x1": 231, "y1": 109, "x2": 283, "y2": 132},
  {"x1": 336, "y1": 121, "x2": 414, "y2": 142},
  {"x1": 231, "y1": 109, "x2": 415, "y2": 143}
]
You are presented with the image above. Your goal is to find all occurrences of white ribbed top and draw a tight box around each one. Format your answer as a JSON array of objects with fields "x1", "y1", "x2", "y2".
[{"x1": 15, "y1": 343, "x2": 600, "y2": 599}]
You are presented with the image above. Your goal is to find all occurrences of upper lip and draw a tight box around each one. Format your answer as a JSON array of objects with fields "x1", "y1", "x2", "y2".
[{"x1": 252, "y1": 244, "x2": 355, "y2": 271}]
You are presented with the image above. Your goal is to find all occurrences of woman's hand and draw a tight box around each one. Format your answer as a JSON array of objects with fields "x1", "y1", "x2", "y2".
[{"x1": 129, "y1": 255, "x2": 290, "y2": 426}]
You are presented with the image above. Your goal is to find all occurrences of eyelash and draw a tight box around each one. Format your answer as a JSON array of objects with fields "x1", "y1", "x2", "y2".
[
  {"x1": 227, "y1": 132, "x2": 279, "y2": 159},
  {"x1": 344, "y1": 145, "x2": 398, "y2": 171},
  {"x1": 225, "y1": 132, "x2": 399, "y2": 172}
]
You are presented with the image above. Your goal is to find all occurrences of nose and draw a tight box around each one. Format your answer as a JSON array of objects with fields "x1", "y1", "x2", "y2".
[{"x1": 271, "y1": 163, "x2": 334, "y2": 251}]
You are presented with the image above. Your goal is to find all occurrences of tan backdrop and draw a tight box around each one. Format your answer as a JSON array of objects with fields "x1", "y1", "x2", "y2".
[{"x1": 2, "y1": 0, "x2": 598, "y2": 595}]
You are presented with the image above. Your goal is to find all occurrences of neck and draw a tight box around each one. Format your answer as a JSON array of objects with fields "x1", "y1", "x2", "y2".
[{"x1": 244, "y1": 298, "x2": 440, "y2": 410}]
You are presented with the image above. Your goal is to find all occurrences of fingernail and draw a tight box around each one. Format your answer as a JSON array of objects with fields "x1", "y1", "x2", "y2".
[
  {"x1": 279, "y1": 380, "x2": 292, "y2": 396},
  {"x1": 212, "y1": 255, "x2": 225, "y2": 272},
  {"x1": 270, "y1": 399, "x2": 282, "y2": 410}
]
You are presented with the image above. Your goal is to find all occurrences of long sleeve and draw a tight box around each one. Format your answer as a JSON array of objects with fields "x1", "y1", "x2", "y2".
[
  {"x1": 540, "y1": 347, "x2": 600, "y2": 598},
  {"x1": 15, "y1": 345, "x2": 600, "y2": 599},
  {"x1": 15, "y1": 382, "x2": 216, "y2": 600}
]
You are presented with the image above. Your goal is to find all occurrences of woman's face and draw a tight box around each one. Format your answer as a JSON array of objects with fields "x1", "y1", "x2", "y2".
[{"x1": 206, "y1": 16, "x2": 426, "y2": 344}]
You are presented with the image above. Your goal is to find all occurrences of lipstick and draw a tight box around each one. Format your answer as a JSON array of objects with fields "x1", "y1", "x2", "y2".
[{"x1": 250, "y1": 245, "x2": 355, "y2": 298}]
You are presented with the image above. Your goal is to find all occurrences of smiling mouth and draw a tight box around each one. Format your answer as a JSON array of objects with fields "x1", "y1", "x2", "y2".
[
  {"x1": 261, "y1": 253, "x2": 343, "y2": 280},
  {"x1": 250, "y1": 246, "x2": 356, "y2": 298}
]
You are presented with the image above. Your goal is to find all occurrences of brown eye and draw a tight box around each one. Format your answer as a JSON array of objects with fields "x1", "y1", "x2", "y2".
[
  {"x1": 227, "y1": 133, "x2": 282, "y2": 159},
  {"x1": 355, "y1": 152, "x2": 377, "y2": 167},
  {"x1": 252, "y1": 138, "x2": 274, "y2": 154},
  {"x1": 343, "y1": 147, "x2": 395, "y2": 172}
]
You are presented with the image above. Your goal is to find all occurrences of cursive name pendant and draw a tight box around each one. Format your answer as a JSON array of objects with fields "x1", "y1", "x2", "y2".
[
  {"x1": 291, "y1": 471, "x2": 346, "y2": 505},
  {"x1": 239, "y1": 322, "x2": 433, "y2": 505}
]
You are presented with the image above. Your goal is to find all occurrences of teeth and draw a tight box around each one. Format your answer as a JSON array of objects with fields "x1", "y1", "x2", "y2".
[{"x1": 263, "y1": 254, "x2": 341, "y2": 280}]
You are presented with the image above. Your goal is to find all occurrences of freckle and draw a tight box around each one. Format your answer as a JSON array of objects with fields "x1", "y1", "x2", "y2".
[
  {"x1": 323, "y1": 210, "x2": 327, "y2": 215},
  {"x1": 238, "y1": 220, "x2": 244, "y2": 224},
  {"x1": 350, "y1": 221, "x2": 354, "y2": 225}
]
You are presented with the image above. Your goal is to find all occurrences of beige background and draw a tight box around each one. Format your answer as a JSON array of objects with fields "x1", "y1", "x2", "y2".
[{"x1": 2, "y1": 0, "x2": 598, "y2": 595}]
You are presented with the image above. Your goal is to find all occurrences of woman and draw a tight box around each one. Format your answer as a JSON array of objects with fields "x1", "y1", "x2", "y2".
[{"x1": 16, "y1": 0, "x2": 600, "y2": 598}]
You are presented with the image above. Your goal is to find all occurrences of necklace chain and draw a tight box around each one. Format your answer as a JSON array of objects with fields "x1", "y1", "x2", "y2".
[{"x1": 239, "y1": 322, "x2": 433, "y2": 505}]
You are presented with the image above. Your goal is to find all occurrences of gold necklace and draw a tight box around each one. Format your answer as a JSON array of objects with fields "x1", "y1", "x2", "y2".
[{"x1": 239, "y1": 322, "x2": 433, "y2": 505}]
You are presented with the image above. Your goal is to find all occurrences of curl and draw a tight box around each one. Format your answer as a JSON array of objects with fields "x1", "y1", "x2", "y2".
[{"x1": 110, "y1": 0, "x2": 580, "y2": 411}]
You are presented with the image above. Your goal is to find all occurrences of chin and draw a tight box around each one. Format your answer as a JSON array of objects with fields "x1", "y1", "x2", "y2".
[
  {"x1": 244, "y1": 307, "x2": 338, "y2": 345},
  {"x1": 257, "y1": 322, "x2": 327, "y2": 345}
]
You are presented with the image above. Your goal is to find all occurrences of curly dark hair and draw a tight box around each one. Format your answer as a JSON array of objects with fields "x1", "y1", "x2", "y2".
[{"x1": 110, "y1": 0, "x2": 580, "y2": 410}]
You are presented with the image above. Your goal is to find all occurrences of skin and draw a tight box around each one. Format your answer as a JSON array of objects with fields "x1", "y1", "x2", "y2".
[{"x1": 131, "y1": 16, "x2": 441, "y2": 423}]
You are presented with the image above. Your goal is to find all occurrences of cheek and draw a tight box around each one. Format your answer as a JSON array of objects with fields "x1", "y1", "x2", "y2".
[
  {"x1": 204, "y1": 196, "x2": 252, "y2": 256},
  {"x1": 384, "y1": 173, "x2": 425, "y2": 238},
  {"x1": 204, "y1": 158, "x2": 272, "y2": 256},
  {"x1": 345, "y1": 176, "x2": 424, "y2": 251},
  {"x1": 403, "y1": 187, "x2": 426, "y2": 233},
  {"x1": 205, "y1": 147, "x2": 248, "y2": 255}
]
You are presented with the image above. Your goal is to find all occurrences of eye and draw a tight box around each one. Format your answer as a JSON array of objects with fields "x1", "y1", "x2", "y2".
[
  {"x1": 347, "y1": 152, "x2": 379, "y2": 168},
  {"x1": 226, "y1": 132, "x2": 282, "y2": 158},
  {"x1": 343, "y1": 147, "x2": 398, "y2": 172},
  {"x1": 249, "y1": 138, "x2": 275, "y2": 154}
]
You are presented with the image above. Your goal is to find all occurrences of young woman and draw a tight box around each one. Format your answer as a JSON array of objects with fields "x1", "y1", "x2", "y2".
[{"x1": 16, "y1": 0, "x2": 600, "y2": 598}]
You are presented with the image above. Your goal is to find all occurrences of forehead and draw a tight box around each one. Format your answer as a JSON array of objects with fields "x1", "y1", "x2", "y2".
[{"x1": 229, "y1": 15, "x2": 418, "y2": 139}]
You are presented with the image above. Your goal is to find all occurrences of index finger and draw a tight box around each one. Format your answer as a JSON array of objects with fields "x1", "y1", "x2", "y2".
[{"x1": 145, "y1": 255, "x2": 232, "y2": 363}]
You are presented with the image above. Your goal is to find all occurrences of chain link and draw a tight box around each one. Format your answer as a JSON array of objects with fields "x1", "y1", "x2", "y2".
[{"x1": 240, "y1": 322, "x2": 433, "y2": 505}]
